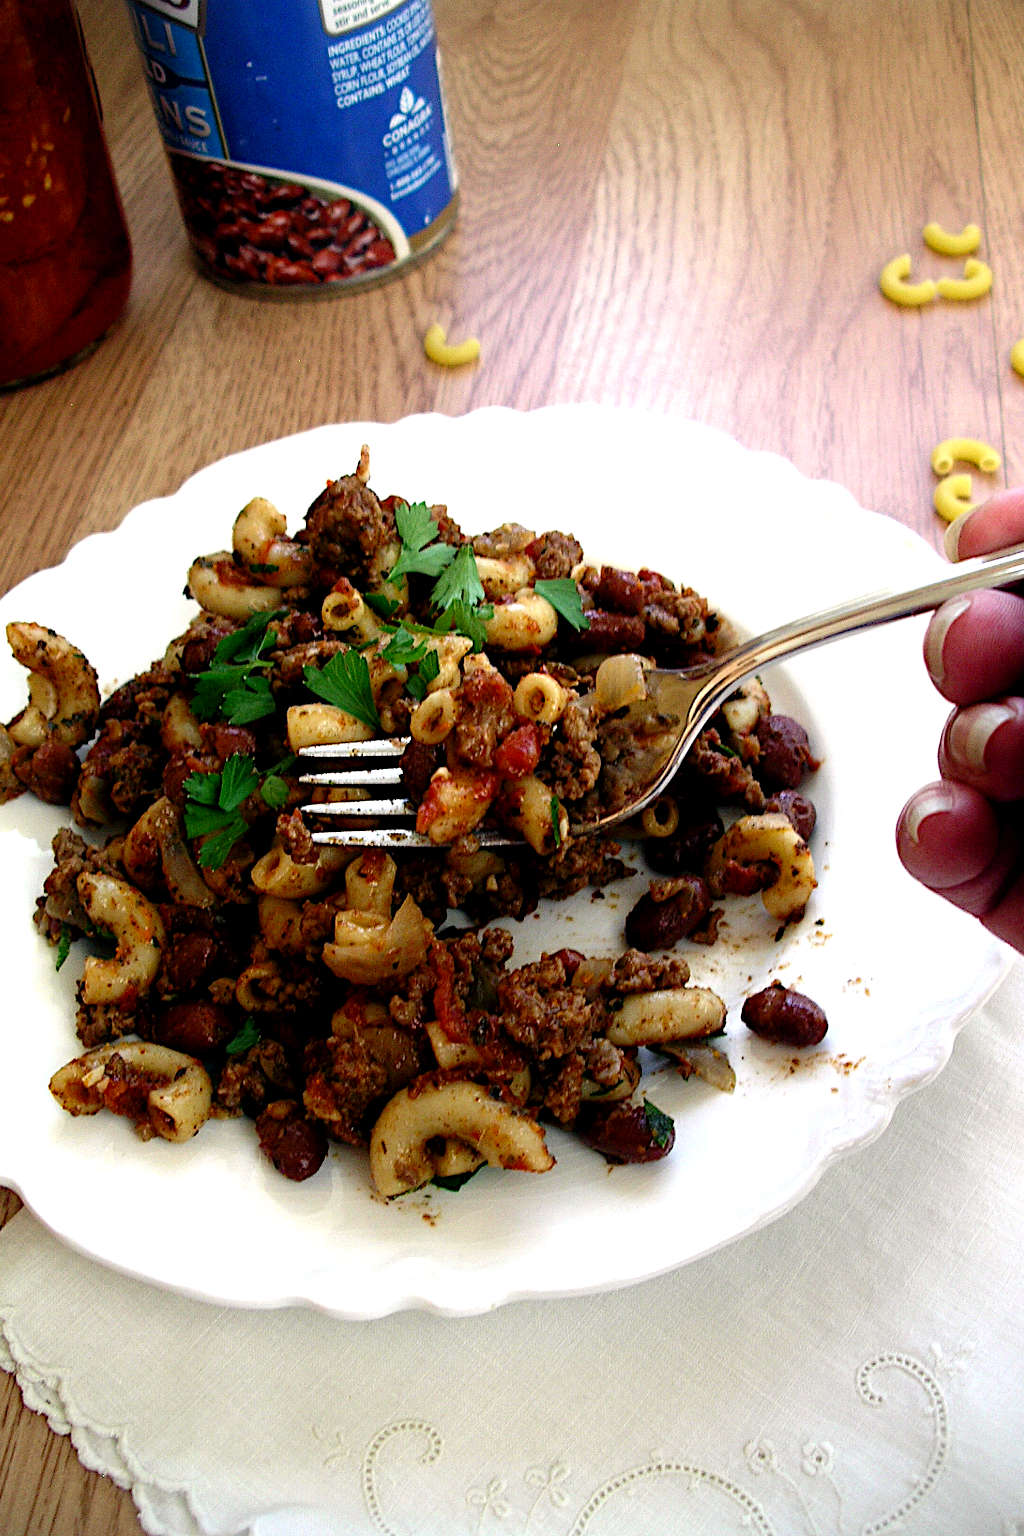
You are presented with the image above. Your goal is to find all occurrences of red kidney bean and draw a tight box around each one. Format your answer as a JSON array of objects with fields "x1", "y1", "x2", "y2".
[
  {"x1": 591, "y1": 566, "x2": 646, "y2": 614},
  {"x1": 565, "y1": 609, "x2": 647, "y2": 652},
  {"x1": 169, "y1": 157, "x2": 396, "y2": 288},
  {"x1": 755, "y1": 715, "x2": 818, "y2": 789},
  {"x1": 154, "y1": 1000, "x2": 235, "y2": 1055},
  {"x1": 577, "y1": 1099, "x2": 675, "y2": 1163},
  {"x1": 625, "y1": 875, "x2": 711, "y2": 950},
  {"x1": 400, "y1": 738, "x2": 441, "y2": 802},
  {"x1": 256, "y1": 1101, "x2": 328, "y2": 1181},
  {"x1": 644, "y1": 806, "x2": 724, "y2": 874},
  {"x1": 741, "y1": 982, "x2": 828, "y2": 1046},
  {"x1": 14, "y1": 739, "x2": 78, "y2": 803},
  {"x1": 765, "y1": 789, "x2": 817, "y2": 841},
  {"x1": 160, "y1": 931, "x2": 221, "y2": 994},
  {"x1": 201, "y1": 723, "x2": 258, "y2": 762}
]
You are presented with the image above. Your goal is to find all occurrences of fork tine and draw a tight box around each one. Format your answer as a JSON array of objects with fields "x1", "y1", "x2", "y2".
[
  {"x1": 310, "y1": 826, "x2": 516, "y2": 849},
  {"x1": 302, "y1": 797, "x2": 414, "y2": 817},
  {"x1": 299, "y1": 765, "x2": 406, "y2": 787},
  {"x1": 299, "y1": 737, "x2": 410, "y2": 758},
  {"x1": 297, "y1": 734, "x2": 518, "y2": 848}
]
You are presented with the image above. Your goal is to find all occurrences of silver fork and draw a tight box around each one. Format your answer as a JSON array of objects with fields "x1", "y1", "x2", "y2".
[{"x1": 300, "y1": 542, "x2": 1024, "y2": 848}]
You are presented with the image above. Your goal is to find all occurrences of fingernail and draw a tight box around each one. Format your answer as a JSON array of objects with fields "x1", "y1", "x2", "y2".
[
  {"x1": 944, "y1": 511, "x2": 973, "y2": 561},
  {"x1": 902, "y1": 782, "x2": 959, "y2": 844},
  {"x1": 923, "y1": 595, "x2": 971, "y2": 685},
  {"x1": 946, "y1": 702, "x2": 1016, "y2": 772}
]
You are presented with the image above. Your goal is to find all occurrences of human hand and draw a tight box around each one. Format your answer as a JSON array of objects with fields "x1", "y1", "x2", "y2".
[{"x1": 896, "y1": 488, "x2": 1024, "y2": 951}]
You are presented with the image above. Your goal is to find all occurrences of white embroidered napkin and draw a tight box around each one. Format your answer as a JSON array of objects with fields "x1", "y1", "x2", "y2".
[{"x1": 3, "y1": 961, "x2": 1024, "y2": 1536}]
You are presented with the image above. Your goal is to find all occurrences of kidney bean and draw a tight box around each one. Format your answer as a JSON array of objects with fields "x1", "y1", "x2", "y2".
[
  {"x1": 14, "y1": 739, "x2": 78, "y2": 803},
  {"x1": 400, "y1": 738, "x2": 441, "y2": 802},
  {"x1": 741, "y1": 982, "x2": 828, "y2": 1046},
  {"x1": 154, "y1": 1000, "x2": 235, "y2": 1056},
  {"x1": 256, "y1": 1101, "x2": 328, "y2": 1181},
  {"x1": 577, "y1": 1099, "x2": 675, "y2": 1163},
  {"x1": 765, "y1": 789, "x2": 817, "y2": 841},
  {"x1": 565, "y1": 609, "x2": 647, "y2": 652},
  {"x1": 755, "y1": 714, "x2": 818, "y2": 789},
  {"x1": 160, "y1": 930, "x2": 221, "y2": 993},
  {"x1": 169, "y1": 157, "x2": 396, "y2": 288},
  {"x1": 286, "y1": 231, "x2": 316, "y2": 261},
  {"x1": 625, "y1": 874, "x2": 712, "y2": 950},
  {"x1": 592, "y1": 566, "x2": 646, "y2": 614},
  {"x1": 644, "y1": 805, "x2": 724, "y2": 874},
  {"x1": 311, "y1": 246, "x2": 344, "y2": 277}
]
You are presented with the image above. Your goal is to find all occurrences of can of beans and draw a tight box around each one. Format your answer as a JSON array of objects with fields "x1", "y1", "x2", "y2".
[{"x1": 124, "y1": 0, "x2": 458, "y2": 294}]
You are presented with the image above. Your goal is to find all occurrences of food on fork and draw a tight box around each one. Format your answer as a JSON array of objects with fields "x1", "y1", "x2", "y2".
[{"x1": 9, "y1": 448, "x2": 821, "y2": 1196}]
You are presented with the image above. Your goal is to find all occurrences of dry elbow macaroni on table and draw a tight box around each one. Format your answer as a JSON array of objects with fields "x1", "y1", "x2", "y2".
[{"x1": 1, "y1": 451, "x2": 825, "y2": 1197}]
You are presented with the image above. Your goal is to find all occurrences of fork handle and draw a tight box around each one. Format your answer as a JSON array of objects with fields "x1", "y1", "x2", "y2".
[{"x1": 698, "y1": 540, "x2": 1024, "y2": 701}]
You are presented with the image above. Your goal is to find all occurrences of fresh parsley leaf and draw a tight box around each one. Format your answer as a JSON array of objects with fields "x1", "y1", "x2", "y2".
[
  {"x1": 382, "y1": 626, "x2": 430, "y2": 667},
  {"x1": 432, "y1": 598, "x2": 493, "y2": 654},
  {"x1": 432, "y1": 1166, "x2": 482, "y2": 1192},
  {"x1": 211, "y1": 608, "x2": 282, "y2": 665},
  {"x1": 218, "y1": 753, "x2": 262, "y2": 810},
  {"x1": 191, "y1": 608, "x2": 284, "y2": 724},
  {"x1": 643, "y1": 1100, "x2": 675, "y2": 1150},
  {"x1": 225, "y1": 1017, "x2": 262, "y2": 1055},
  {"x1": 260, "y1": 771, "x2": 292, "y2": 811},
  {"x1": 430, "y1": 542, "x2": 485, "y2": 613},
  {"x1": 184, "y1": 753, "x2": 261, "y2": 869},
  {"x1": 364, "y1": 592, "x2": 400, "y2": 621},
  {"x1": 549, "y1": 795, "x2": 563, "y2": 849},
  {"x1": 55, "y1": 923, "x2": 73, "y2": 971},
  {"x1": 406, "y1": 647, "x2": 441, "y2": 701},
  {"x1": 303, "y1": 649, "x2": 381, "y2": 731},
  {"x1": 183, "y1": 770, "x2": 221, "y2": 807},
  {"x1": 534, "y1": 578, "x2": 590, "y2": 633},
  {"x1": 388, "y1": 501, "x2": 456, "y2": 584}
]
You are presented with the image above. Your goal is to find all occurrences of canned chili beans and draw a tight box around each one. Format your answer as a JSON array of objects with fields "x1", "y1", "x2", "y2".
[{"x1": 170, "y1": 157, "x2": 396, "y2": 288}]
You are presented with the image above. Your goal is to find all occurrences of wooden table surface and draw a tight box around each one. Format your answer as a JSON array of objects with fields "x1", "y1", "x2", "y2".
[{"x1": 2, "y1": 0, "x2": 1022, "y2": 1528}]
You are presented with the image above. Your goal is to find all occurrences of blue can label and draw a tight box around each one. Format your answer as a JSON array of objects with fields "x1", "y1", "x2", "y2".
[{"x1": 126, "y1": 0, "x2": 458, "y2": 288}]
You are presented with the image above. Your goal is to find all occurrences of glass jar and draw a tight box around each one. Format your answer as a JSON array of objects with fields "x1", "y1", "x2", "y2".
[{"x1": 0, "y1": 0, "x2": 132, "y2": 388}]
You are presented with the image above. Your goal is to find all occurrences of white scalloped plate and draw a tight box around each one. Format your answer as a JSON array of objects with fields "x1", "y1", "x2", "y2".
[{"x1": 0, "y1": 407, "x2": 1009, "y2": 1318}]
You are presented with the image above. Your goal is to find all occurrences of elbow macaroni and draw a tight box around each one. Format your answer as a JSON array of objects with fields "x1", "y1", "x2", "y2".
[
  {"x1": 923, "y1": 221, "x2": 981, "y2": 256},
  {"x1": 935, "y1": 257, "x2": 993, "y2": 301},
  {"x1": 879, "y1": 253, "x2": 937, "y2": 306},
  {"x1": 369, "y1": 1079, "x2": 552, "y2": 1197},
  {"x1": 707, "y1": 813, "x2": 817, "y2": 924},
  {"x1": 423, "y1": 322, "x2": 480, "y2": 368},
  {"x1": 932, "y1": 472, "x2": 976, "y2": 523}
]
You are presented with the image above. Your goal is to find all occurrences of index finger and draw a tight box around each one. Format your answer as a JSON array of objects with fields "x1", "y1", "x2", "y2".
[{"x1": 946, "y1": 486, "x2": 1024, "y2": 561}]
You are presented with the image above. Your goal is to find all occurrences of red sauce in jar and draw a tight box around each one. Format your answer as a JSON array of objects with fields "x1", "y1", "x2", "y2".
[{"x1": 0, "y1": 0, "x2": 131, "y2": 388}]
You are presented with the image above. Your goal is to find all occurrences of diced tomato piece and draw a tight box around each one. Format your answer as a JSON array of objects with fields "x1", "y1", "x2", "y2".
[{"x1": 493, "y1": 724, "x2": 542, "y2": 778}]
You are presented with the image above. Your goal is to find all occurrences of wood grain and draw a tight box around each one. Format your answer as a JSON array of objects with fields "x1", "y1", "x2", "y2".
[{"x1": 2, "y1": 0, "x2": 1021, "y2": 1528}]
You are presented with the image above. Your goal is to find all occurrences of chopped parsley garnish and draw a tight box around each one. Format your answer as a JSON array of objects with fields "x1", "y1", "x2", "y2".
[
  {"x1": 379, "y1": 626, "x2": 443, "y2": 701},
  {"x1": 407, "y1": 647, "x2": 441, "y2": 701},
  {"x1": 55, "y1": 923, "x2": 73, "y2": 971},
  {"x1": 191, "y1": 608, "x2": 284, "y2": 724},
  {"x1": 430, "y1": 541, "x2": 485, "y2": 613},
  {"x1": 225, "y1": 1017, "x2": 262, "y2": 1055},
  {"x1": 302, "y1": 649, "x2": 381, "y2": 731},
  {"x1": 643, "y1": 1100, "x2": 675, "y2": 1150},
  {"x1": 184, "y1": 752, "x2": 290, "y2": 869},
  {"x1": 388, "y1": 501, "x2": 457, "y2": 584},
  {"x1": 549, "y1": 795, "x2": 563, "y2": 849},
  {"x1": 364, "y1": 592, "x2": 401, "y2": 621},
  {"x1": 383, "y1": 506, "x2": 493, "y2": 652},
  {"x1": 430, "y1": 598, "x2": 493, "y2": 654},
  {"x1": 535, "y1": 578, "x2": 590, "y2": 633},
  {"x1": 381, "y1": 625, "x2": 430, "y2": 668},
  {"x1": 432, "y1": 1166, "x2": 482, "y2": 1192}
]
